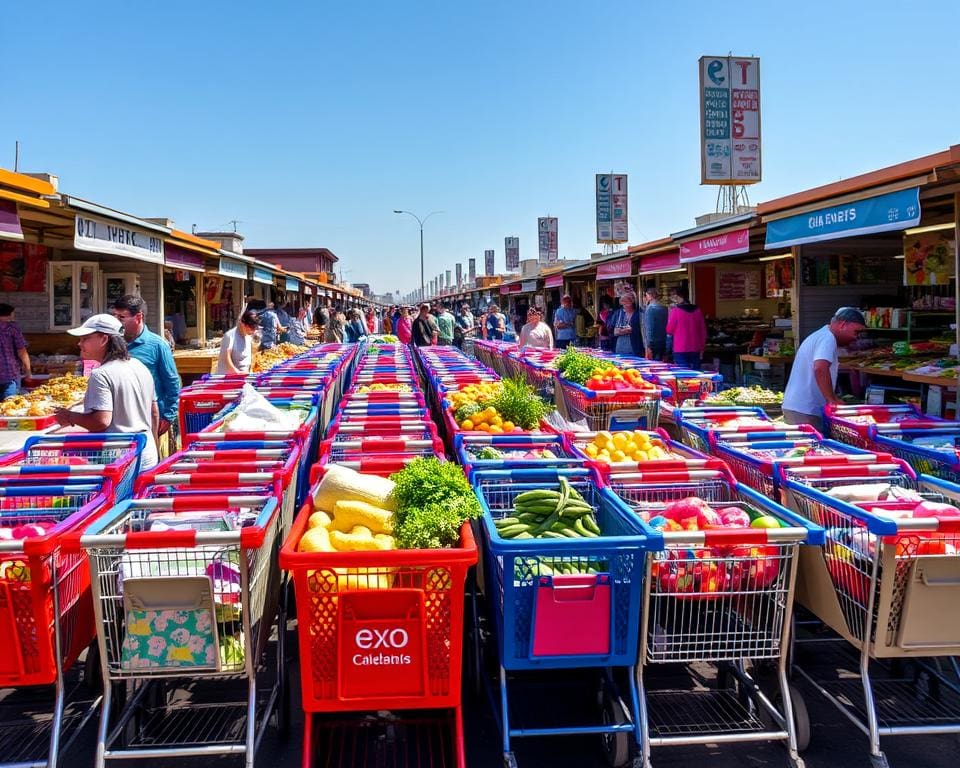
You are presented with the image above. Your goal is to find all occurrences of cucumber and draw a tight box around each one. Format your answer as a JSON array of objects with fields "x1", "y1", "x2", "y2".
[
  {"x1": 515, "y1": 490, "x2": 560, "y2": 504},
  {"x1": 582, "y1": 515, "x2": 602, "y2": 535},
  {"x1": 495, "y1": 516, "x2": 521, "y2": 528},
  {"x1": 574, "y1": 518, "x2": 598, "y2": 538},
  {"x1": 517, "y1": 512, "x2": 545, "y2": 523},
  {"x1": 498, "y1": 523, "x2": 533, "y2": 538},
  {"x1": 514, "y1": 531, "x2": 534, "y2": 539},
  {"x1": 539, "y1": 531, "x2": 566, "y2": 539}
]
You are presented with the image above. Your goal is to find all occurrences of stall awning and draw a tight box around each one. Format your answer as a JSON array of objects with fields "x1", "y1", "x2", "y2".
[
  {"x1": 253, "y1": 267, "x2": 274, "y2": 285},
  {"x1": 764, "y1": 187, "x2": 922, "y2": 249},
  {"x1": 679, "y1": 228, "x2": 750, "y2": 263},
  {"x1": 73, "y1": 211, "x2": 166, "y2": 265},
  {"x1": 0, "y1": 200, "x2": 23, "y2": 241},
  {"x1": 544, "y1": 274, "x2": 564, "y2": 288},
  {"x1": 218, "y1": 257, "x2": 248, "y2": 279},
  {"x1": 596, "y1": 257, "x2": 632, "y2": 280},
  {"x1": 639, "y1": 249, "x2": 682, "y2": 275},
  {"x1": 285, "y1": 277, "x2": 300, "y2": 292},
  {"x1": 165, "y1": 244, "x2": 205, "y2": 273}
]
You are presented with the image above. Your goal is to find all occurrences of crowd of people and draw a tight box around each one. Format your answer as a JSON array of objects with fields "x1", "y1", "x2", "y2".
[{"x1": 0, "y1": 287, "x2": 709, "y2": 473}]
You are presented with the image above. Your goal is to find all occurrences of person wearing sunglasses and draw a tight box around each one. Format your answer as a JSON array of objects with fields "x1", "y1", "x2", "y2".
[{"x1": 518, "y1": 306, "x2": 554, "y2": 350}]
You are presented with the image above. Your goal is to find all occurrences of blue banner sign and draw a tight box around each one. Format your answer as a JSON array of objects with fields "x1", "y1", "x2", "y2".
[{"x1": 765, "y1": 187, "x2": 921, "y2": 249}]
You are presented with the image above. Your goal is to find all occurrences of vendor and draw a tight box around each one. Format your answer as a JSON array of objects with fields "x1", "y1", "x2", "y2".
[{"x1": 782, "y1": 307, "x2": 866, "y2": 433}]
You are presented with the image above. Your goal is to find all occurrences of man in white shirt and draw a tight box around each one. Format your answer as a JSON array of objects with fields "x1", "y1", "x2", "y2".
[{"x1": 782, "y1": 307, "x2": 866, "y2": 434}]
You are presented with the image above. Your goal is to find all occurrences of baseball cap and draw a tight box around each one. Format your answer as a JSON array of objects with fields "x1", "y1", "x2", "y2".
[
  {"x1": 832, "y1": 307, "x2": 866, "y2": 326},
  {"x1": 67, "y1": 314, "x2": 124, "y2": 336}
]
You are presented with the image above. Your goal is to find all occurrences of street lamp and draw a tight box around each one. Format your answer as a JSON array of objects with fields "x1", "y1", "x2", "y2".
[{"x1": 393, "y1": 209, "x2": 443, "y2": 302}]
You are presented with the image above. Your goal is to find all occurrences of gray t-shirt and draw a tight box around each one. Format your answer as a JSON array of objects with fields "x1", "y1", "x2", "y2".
[
  {"x1": 217, "y1": 327, "x2": 252, "y2": 374},
  {"x1": 83, "y1": 358, "x2": 159, "y2": 469}
]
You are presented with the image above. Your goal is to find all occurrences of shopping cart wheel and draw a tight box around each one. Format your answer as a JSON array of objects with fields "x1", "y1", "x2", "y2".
[
  {"x1": 868, "y1": 752, "x2": 891, "y2": 768},
  {"x1": 600, "y1": 690, "x2": 631, "y2": 768},
  {"x1": 503, "y1": 752, "x2": 518, "y2": 768},
  {"x1": 758, "y1": 682, "x2": 811, "y2": 753}
]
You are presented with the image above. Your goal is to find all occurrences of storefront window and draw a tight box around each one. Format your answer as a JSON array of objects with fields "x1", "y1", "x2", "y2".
[
  {"x1": 204, "y1": 276, "x2": 237, "y2": 336},
  {"x1": 50, "y1": 261, "x2": 99, "y2": 330},
  {"x1": 163, "y1": 270, "x2": 199, "y2": 344}
]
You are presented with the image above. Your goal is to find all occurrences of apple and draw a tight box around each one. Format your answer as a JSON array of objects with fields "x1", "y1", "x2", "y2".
[
  {"x1": 718, "y1": 507, "x2": 751, "y2": 528},
  {"x1": 750, "y1": 516, "x2": 780, "y2": 529}
]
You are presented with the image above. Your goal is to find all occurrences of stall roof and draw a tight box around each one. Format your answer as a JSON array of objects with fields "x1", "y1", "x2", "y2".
[
  {"x1": 63, "y1": 196, "x2": 172, "y2": 234},
  {"x1": 670, "y1": 211, "x2": 756, "y2": 241},
  {"x1": 758, "y1": 144, "x2": 960, "y2": 216},
  {"x1": 627, "y1": 236, "x2": 675, "y2": 256}
]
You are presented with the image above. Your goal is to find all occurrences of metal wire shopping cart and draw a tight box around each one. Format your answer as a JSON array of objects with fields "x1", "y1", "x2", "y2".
[
  {"x1": 68, "y1": 494, "x2": 287, "y2": 768},
  {"x1": 603, "y1": 468, "x2": 821, "y2": 768},
  {"x1": 0, "y1": 434, "x2": 147, "y2": 503},
  {"x1": 557, "y1": 378, "x2": 662, "y2": 432},
  {"x1": 0, "y1": 482, "x2": 111, "y2": 768},
  {"x1": 471, "y1": 468, "x2": 653, "y2": 768},
  {"x1": 782, "y1": 466, "x2": 960, "y2": 768},
  {"x1": 871, "y1": 427, "x2": 960, "y2": 483}
]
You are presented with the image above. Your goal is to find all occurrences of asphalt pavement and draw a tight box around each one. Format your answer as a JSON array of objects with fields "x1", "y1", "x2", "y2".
[{"x1": 29, "y1": 616, "x2": 958, "y2": 768}]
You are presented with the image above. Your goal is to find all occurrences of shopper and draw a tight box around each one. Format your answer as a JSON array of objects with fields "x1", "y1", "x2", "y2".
[
  {"x1": 275, "y1": 303, "x2": 292, "y2": 343},
  {"x1": 642, "y1": 286, "x2": 669, "y2": 361},
  {"x1": 259, "y1": 303, "x2": 286, "y2": 350},
  {"x1": 575, "y1": 305, "x2": 596, "y2": 347},
  {"x1": 396, "y1": 307, "x2": 413, "y2": 345},
  {"x1": 0, "y1": 303, "x2": 31, "y2": 399},
  {"x1": 314, "y1": 303, "x2": 330, "y2": 338},
  {"x1": 53, "y1": 314, "x2": 159, "y2": 469},
  {"x1": 436, "y1": 303, "x2": 456, "y2": 346},
  {"x1": 783, "y1": 307, "x2": 866, "y2": 433},
  {"x1": 412, "y1": 303, "x2": 439, "y2": 347},
  {"x1": 112, "y1": 295, "x2": 181, "y2": 441},
  {"x1": 364, "y1": 307, "x2": 377, "y2": 335},
  {"x1": 382, "y1": 308, "x2": 394, "y2": 335},
  {"x1": 518, "y1": 307, "x2": 554, "y2": 349},
  {"x1": 286, "y1": 307, "x2": 309, "y2": 345},
  {"x1": 485, "y1": 304, "x2": 507, "y2": 340},
  {"x1": 552, "y1": 294, "x2": 577, "y2": 349},
  {"x1": 344, "y1": 309, "x2": 368, "y2": 343},
  {"x1": 666, "y1": 287, "x2": 707, "y2": 369},
  {"x1": 596, "y1": 296, "x2": 615, "y2": 352},
  {"x1": 454, "y1": 304, "x2": 474, "y2": 349},
  {"x1": 608, "y1": 292, "x2": 643, "y2": 356},
  {"x1": 162, "y1": 321, "x2": 176, "y2": 351},
  {"x1": 216, "y1": 309, "x2": 259, "y2": 375}
]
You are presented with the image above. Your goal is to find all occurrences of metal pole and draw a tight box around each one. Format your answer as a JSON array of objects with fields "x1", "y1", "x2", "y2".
[{"x1": 420, "y1": 225, "x2": 425, "y2": 302}]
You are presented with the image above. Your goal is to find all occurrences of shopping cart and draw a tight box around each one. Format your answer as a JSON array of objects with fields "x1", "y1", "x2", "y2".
[
  {"x1": 823, "y1": 404, "x2": 950, "y2": 450},
  {"x1": 279, "y1": 486, "x2": 477, "y2": 768},
  {"x1": 0, "y1": 482, "x2": 111, "y2": 768},
  {"x1": 871, "y1": 427, "x2": 960, "y2": 483},
  {"x1": 782, "y1": 468, "x2": 960, "y2": 767},
  {"x1": 556, "y1": 378, "x2": 662, "y2": 431},
  {"x1": 457, "y1": 434, "x2": 582, "y2": 474},
  {"x1": 604, "y1": 468, "x2": 823, "y2": 768},
  {"x1": 69, "y1": 493, "x2": 286, "y2": 768},
  {"x1": 471, "y1": 468, "x2": 653, "y2": 767},
  {"x1": 563, "y1": 428, "x2": 714, "y2": 474},
  {"x1": 0, "y1": 434, "x2": 146, "y2": 502},
  {"x1": 711, "y1": 436, "x2": 886, "y2": 498},
  {"x1": 673, "y1": 407, "x2": 775, "y2": 454}
]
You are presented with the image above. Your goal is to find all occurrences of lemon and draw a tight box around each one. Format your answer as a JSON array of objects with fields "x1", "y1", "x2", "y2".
[
  {"x1": 596, "y1": 431, "x2": 613, "y2": 448},
  {"x1": 612, "y1": 450, "x2": 627, "y2": 462},
  {"x1": 584, "y1": 444, "x2": 599, "y2": 458},
  {"x1": 298, "y1": 526, "x2": 332, "y2": 553},
  {"x1": 623, "y1": 441, "x2": 638, "y2": 455}
]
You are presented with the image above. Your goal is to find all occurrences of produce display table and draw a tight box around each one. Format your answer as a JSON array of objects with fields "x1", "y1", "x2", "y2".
[
  {"x1": 738, "y1": 353, "x2": 794, "y2": 386},
  {"x1": 172, "y1": 348, "x2": 220, "y2": 375}
]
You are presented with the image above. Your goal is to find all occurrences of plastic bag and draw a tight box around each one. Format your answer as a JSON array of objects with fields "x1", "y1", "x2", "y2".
[{"x1": 222, "y1": 384, "x2": 303, "y2": 432}]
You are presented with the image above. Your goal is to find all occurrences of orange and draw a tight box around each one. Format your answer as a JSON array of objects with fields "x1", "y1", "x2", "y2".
[
  {"x1": 502, "y1": 421, "x2": 515, "y2": 432},
  {"x1": 460, "y1": 419, "x2": 474, "y2": 431},
  {"x1": 490, "y1": 415, "x2": 503, "y2": 427},
  {"x1": 488, "y1": 425, "x2": 504, "y2": 434},
  {"x1": 474, "y1": 423, "x2": 489, "y2": 432}
]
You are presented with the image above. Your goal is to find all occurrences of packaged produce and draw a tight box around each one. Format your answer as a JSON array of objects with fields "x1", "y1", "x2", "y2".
[{"x1": 703, "y1": 386, "x2": 783, "y2": 405}]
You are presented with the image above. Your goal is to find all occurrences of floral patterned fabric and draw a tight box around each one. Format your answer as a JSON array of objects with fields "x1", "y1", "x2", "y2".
[{"x1": 121, "y1": 608, "x2": 217, "y2": 670}]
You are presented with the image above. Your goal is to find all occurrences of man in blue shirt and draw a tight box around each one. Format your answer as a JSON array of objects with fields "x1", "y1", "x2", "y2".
[
  {"x1": 552, "y1": 294, "x2": 577, "y2": 349},
  {"x1": 112, "y1": 295, "x2": 182, "y2": 440},
  {"x1": 260, "y1": 303, "x2": 286, "y2": 349}
]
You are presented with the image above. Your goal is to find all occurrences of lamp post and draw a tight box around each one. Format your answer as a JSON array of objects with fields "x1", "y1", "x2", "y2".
[{"x1": 393, "y1": 209, "x2": 443, "y2": 303}]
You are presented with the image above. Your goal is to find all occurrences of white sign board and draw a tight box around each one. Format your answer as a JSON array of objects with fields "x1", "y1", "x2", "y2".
[
  {"x1": 538, "y1": 217, "x2": 558, "y2": 263},
  {"x1": 699, "y1": 56, "x2": 761, "y2": 184},
  {"x1": 74, "y1": 214, "x2": 165, "y2": 264},
  {"x1": 596, "y1": 174, "x2": 628, "y2": 243},
  {"x1": 505, "y1": 236, "x2": 520, "y2": 271}
]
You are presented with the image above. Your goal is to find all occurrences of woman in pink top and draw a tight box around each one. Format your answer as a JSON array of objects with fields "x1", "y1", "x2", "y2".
[
  {"x1": 395, "y1": 307, "x2": 413, "y2": 344},
  {"x1": 666, "y1": 286, "x2": 707, "y2": 370}
]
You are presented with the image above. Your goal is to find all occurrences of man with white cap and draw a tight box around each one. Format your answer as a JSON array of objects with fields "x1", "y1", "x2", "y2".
[
  {"x1": 53, "y1": 314, "x2": 159, "y2": 469},
  {"x1": 782, "y1": 306, "x2": 867, "y2": 434}
]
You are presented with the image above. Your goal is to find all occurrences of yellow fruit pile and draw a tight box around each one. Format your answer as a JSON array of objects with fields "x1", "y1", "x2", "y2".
[
  {"x1": 252, "y1": 342, "x2": 310, "y2": 372},
  {"x1": 458, "y1": 406, "x2": 517, "y2": 434},
  {"x1": 448, "y1": 381, "x2": 502, "y2": 411},
  {"x1": 582, "y1": 430, "x2": 670, "y2": 463},
  {"x1": 356, "y1": 383, "x2": 412, "y2": 393},
  {"x1": 0, "y1": 372, "x2": 88, "y2": 416}
]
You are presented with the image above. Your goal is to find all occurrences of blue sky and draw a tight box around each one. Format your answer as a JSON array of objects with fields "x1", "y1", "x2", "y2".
[{"x1": 4, "y1": 0, "x2": 959, "y2": 298}]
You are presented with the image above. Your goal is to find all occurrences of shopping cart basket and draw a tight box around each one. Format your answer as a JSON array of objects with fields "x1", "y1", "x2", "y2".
[
  {"x1": 0, "y1": 434, "x2": 146, "y2": 503},
  {"x1": 0, "y1": 482, "x2": 111, "y2": 768},
  {"x1": 471, "y1": 468, "x2": 653, "y2": 766},
  {"x1": 673, "y1": 407, "x2": 772, "y2": 454},
  {"x1": 69, "y1": 493, "x2": 286, "y2": 768},
  {"x1": 783, "y1": 469, "x2": 960, "y2": 767},
  {"x1": 604, "y1": 468, "x2": 822, "y2": 767},
  {"x1": 871, "y1": 427, "x2": 960, "y2": 483},
  {"x1": 824, "y1": 404, "x2": 949, "y2": 450}
]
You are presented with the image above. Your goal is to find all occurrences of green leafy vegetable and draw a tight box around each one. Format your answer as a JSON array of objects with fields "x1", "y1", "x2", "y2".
[
  {"x1": 489, "y1": 376, "x2": 553, "y2": 429},
  {"x1": 554, "y1": 348, "x2": 615, "y2": 385},
  {"x1": 389, "y1": 458, "x2": 481, "y2": 549},
  {"x1": 454, "y1": 402, "x2": 483, "y2": 422}
]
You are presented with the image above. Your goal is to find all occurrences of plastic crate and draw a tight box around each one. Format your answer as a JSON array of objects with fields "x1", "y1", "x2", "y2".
[{"x1": 279, "y1": 505, "x2": 477, "y2": 713}]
